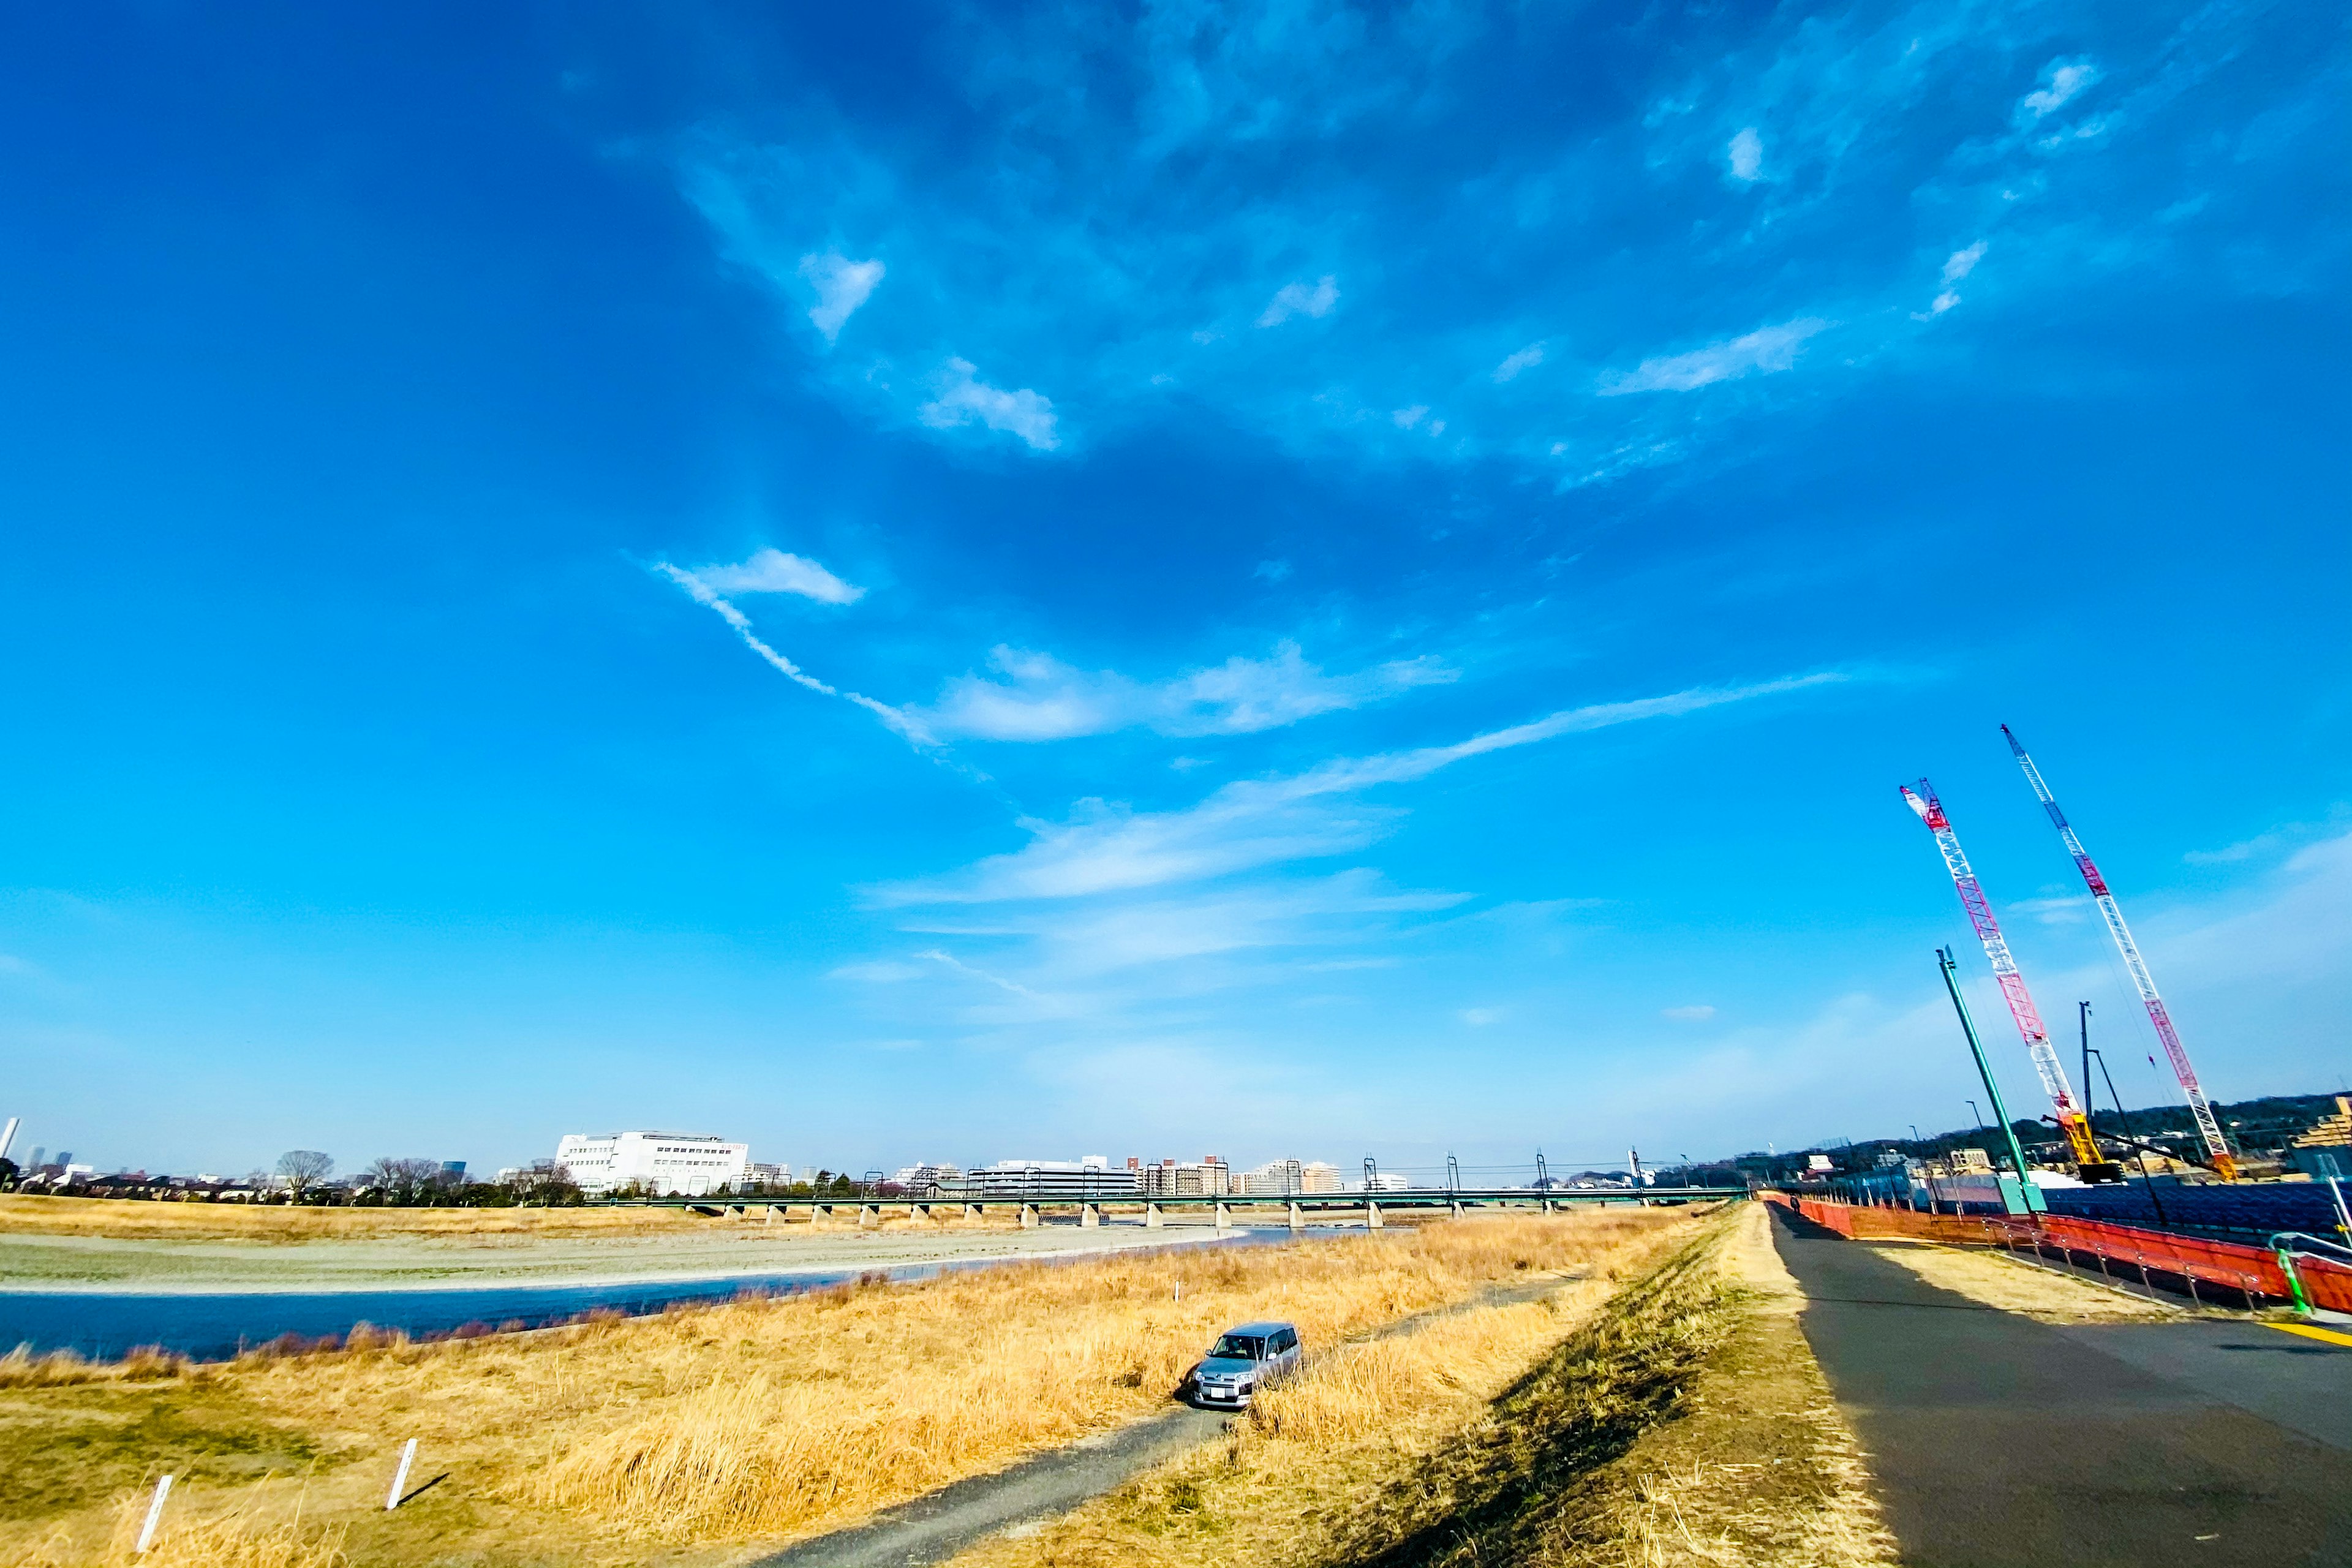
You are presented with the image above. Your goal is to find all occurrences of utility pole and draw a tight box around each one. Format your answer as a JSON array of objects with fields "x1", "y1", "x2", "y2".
[
  {"x1": 1938, "y1": 947, "x2": 2041, "y2": 1213},
  {"x1": 2081, "y1": 1001, "x2": 2097, "y2": 1153},
  {"x1": 1968, "y1": 1098, "x2": 1984, "y2": 1129},
  {"x1": 2088, "y1": 1044, "x2": 2168, "y2": 1228}
]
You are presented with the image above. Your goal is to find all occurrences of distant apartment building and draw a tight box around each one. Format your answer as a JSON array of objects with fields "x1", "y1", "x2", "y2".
[
  {"x1": 1139, "y1": 1155, "x2": 1232, "y2": 1197},
  {"x1": 554, "y1": 1131, "x2": 749, "y2": 1196},
  {"x1": 889, "y1": 1161, "x2": 963, "y2": 1190}
]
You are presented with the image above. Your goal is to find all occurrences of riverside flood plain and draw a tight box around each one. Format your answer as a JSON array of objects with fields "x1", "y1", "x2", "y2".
[{"x1": 0, "y1": 1205, "x2": 1693, "y2": 1568}]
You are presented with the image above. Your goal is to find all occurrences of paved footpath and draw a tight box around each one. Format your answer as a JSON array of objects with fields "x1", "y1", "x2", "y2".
[{"x1": 1770, "y1": 1205, "x2": 2352, "y2": 1568}]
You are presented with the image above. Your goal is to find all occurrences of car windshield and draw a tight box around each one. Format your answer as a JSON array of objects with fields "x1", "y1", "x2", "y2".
[{"x1": 1210, "y1": 1335, "x2": 1264, "y2": 1360}]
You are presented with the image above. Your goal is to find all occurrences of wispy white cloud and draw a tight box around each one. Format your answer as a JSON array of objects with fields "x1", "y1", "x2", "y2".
[
  {"x1": 799, "y1": 252, "x2": 884, "y2": 342},
  {"x1": 2006, "y1": 894, "x2": 2090, "y2": 926},
  {"x1": 914, "y1": 948, "x2": 1044, "y2": 999},
  {"x1": 1914, "y1": 240, "x2": 1988, "y2": 318},
  {"x1": 909, "y1": 640, "x2": 1455, "y2": 743},
  {"x1": 919, "y1": 358, "x2": 1061, "y2": 450},
  {"x1": 653, "y1": 564, "x2": 928, "y2": 742},
  {"x1": 1461, "y1": 1006, "x2": 1504, "y2": 1026},
  {"x1": 1726, "y1": 126, "x2": 1764, "y2": 182},
  {"x1": 910, "y1": 870, "x2": 1468, "y2": 979},
  {"x1": 2182, "y1": 810, "x2": 2352, "y2": 866},
  {"x1": 1598, "y1": 318, "x2": 1830, "y2": 396},
  {"x1": 1662, "y1": 1004, "x2": 1717, "y2": 1021},
  {"x1": 877, "y1": 672, "x2": 1846, "y2": 905},
  {"x1": 1492, "y1": 344, "x2": 1544, "y2": 382},
  {"x1": 685, "y1": 547, "x2": 865, "y2": 605},
  {"x1": 1257, "y1": 276, "x2": 1339, "y2": 328},
  {"x1": 2017, "y1": 58, "x2": 2101, "y2": 123}
]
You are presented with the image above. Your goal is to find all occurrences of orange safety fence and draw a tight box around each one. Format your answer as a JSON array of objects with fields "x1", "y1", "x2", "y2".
[{"x1": 1763, "y1": 1191, "x2": 2352, "y2": 1314}]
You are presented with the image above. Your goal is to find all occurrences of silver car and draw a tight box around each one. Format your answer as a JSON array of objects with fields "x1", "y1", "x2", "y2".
[{"x1": 1189, "y1": 1319, "x2": 1302, "y2": 1408}]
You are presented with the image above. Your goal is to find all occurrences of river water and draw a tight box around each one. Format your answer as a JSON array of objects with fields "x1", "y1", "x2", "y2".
[{"x1": 0, "y1": 1226, "x2": 1298, "y2": 1362}]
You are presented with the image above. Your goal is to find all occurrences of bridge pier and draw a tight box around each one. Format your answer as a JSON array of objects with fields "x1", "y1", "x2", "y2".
[
  {"x1": 1288, "y1": 1200, "x2": 1303, "y2": 1231},
  {"x1": 858, "y1": 1203, "x2": 878, "y2": 1227},
  {"x1": 1449, "y1": 1200, "x2": 1464, "y2": 1218},
  {"x1": 962, "y1": 1203, "x2": 982, "y2": 1223},
  {"x1": 1145, "y1": 1202, "x2": 1164, "y2": 1229},
  {"x1": 1019, "y1": 1203, "x2": 1039, "y2": 1229},
  {"x1": 764, "y1": 1204, "x2": 780, "y2": 1225},
  {"x1": 1366, "y1": 1200, "x2": 1385, "y2": 1230},
  {"x1": 1214, "y1": 1200, "x2": 1232, "y2": 1230},
  {"x1": 1080, "y1": 1202, "x2": 1101, "y2": 1228}
]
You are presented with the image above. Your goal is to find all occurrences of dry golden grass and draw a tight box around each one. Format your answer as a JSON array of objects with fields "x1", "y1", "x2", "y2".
[
  {"x1": 520, "y1": 1210, "x2": 1668, "y2": 1544},
  {"x1": 1552, "y1": 1203, "x2": 1894, "y2": 1568},
  {"x1": 0, "y1": 1345, "x2": 189, "y2": 1389},
  {"x1": 950, "y1": 1202, "x2": 1892, "y2": 1568},
  {"x1": 947, "y1": 1208, "x2": 1716, "y2": 1568},
  {"x1": 0, "y1": 1208, "x2": 1688, "y2": 1566},
  {"x1": 1243, "y1": 1292, "x2": 1607, "y2": 1449},
  {"x1": 1863, "y1": 1240, "x2": 2181, "y2": 1322},
  {"x1": 15, "y1": 1482, "x2": 348, "y2": 1568}
]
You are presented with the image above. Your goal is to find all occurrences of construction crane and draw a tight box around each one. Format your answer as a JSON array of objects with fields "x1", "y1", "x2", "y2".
[
  {"x1": 2001, "y1": 726, "x2": 2238, "y2": 1180},
  {"x1": 1901, "y1": 778, "x2": 2109, "y2": 1174}
]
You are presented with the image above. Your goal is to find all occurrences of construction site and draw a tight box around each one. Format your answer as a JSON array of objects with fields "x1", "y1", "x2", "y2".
[{"x1": 1806, "y1": 725, "x2": 2352, "y2": 1309}]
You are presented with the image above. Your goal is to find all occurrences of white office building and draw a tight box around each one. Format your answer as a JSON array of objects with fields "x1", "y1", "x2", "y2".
[
  {"x1": 555, "y1": 1131, "x2": 750, "y2": 1196},
  {"x1": 964, "y1": 1156, "x2": 1140, "y2": 1197}
]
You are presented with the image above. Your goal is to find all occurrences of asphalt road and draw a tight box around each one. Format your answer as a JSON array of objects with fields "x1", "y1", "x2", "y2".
[{"x1": 1770, "y1": 1206, "x2": 2352, "y2": 1567}]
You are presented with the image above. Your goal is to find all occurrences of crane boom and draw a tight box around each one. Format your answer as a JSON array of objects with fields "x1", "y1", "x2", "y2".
[
  {"x1": 2001, "y1": 726, "x2": 2237, "y2": 1180},
  {"x1": 1901, "y1": 779, "x2": 2104, "y2": 1169}
]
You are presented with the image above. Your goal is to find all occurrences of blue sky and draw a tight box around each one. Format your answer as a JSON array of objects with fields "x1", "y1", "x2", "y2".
[{"x1": 2, "y1": 2, "x2": 2346, "y2": 1182}]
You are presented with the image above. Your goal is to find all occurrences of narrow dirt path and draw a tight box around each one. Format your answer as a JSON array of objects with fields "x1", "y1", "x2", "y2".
[{"x1": 743, "y1": 1272, "x2": 1586, "y2": 1568}]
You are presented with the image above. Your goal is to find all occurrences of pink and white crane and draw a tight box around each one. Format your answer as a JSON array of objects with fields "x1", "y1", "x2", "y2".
[
  {"x1": 2001, "y1": 726, "x2": 2237, "y2": 1180},
  {"x1": 1901, "y1": 778, "x2": 2106, "y2": 1172}
]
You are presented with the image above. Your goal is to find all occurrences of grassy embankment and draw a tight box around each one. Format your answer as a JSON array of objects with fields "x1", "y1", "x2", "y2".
[
  {"x1": 1, "y1": 1206, "x2": 1687, "y2": 1567},
  {"x1": 952, "y1": 1200, "x2": 1895, "y2": 1568}
]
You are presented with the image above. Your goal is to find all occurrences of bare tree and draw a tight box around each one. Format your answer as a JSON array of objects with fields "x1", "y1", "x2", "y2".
[
  {"x1": 276, "y1": 1150, "x2": 334, "y2": 1203},
  {"x1": 365, "y1": 1156, "x2": 443, "y2": 1205}
]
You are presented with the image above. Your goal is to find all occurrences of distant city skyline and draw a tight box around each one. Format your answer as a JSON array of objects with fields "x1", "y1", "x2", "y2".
[{"x1": 2, "y1": 5, "x2": 2345, "y2": 1178}]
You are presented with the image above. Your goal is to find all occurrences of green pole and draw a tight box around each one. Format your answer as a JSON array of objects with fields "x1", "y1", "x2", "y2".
[{"x1": 1939, "y1": 948, "x2": 2040, "y2": 1213}]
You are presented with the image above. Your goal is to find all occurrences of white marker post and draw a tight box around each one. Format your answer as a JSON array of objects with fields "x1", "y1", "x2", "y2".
[
  {"x1": 386, "y1": 1438, "x2": 418, "y2": 1510},
  {"x1": 135, "y1": 1474, "x2": 173, "y2": 1553}
]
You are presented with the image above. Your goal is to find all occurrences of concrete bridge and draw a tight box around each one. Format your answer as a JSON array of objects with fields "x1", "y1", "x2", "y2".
[{"x1": 595, "y1": 1186, "x2": 1743, "y2": 1231}]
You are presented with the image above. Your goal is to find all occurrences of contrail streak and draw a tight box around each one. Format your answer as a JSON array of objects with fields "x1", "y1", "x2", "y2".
[{"x1": 655, "y1": 564, "x2": 934, "y2": 745}]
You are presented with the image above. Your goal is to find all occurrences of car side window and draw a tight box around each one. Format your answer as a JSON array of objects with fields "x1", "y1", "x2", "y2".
[{"x1": 1274, "y1": 1329, "x2": 1295, "y2": 1353}]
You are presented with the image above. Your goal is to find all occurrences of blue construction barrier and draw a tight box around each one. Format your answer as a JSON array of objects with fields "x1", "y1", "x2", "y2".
[{"x1": 2040, "y1": 1180, "x2": 2347, "y2": 1240}]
